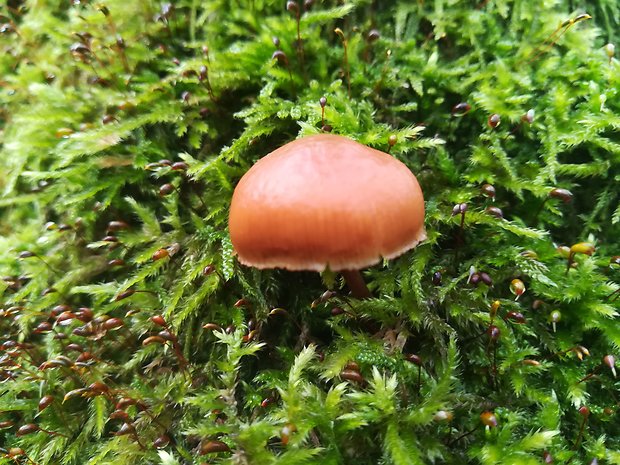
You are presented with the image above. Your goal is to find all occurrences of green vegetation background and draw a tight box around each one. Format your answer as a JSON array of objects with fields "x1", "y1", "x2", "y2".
[{"x1": 0, "y1": 0, "x2": 619, "y2": 464}]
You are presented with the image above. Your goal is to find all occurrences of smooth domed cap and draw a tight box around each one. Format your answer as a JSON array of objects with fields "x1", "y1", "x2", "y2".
[{"x1": 229, "y1": 134, "x2": 426, "y2": 272}]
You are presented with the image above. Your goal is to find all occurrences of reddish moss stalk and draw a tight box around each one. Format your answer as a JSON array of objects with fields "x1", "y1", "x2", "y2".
[{"x1": 341, "y1": 270, "x2": 371, "y2": 299}]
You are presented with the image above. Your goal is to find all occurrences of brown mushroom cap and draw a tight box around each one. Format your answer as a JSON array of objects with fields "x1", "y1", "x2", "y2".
[{"x1": 229, "y1": 134, "x2": 426, "y2": 272}]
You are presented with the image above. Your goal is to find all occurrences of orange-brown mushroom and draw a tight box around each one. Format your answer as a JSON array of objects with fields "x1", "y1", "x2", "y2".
[{"x1": 228, "y1": 134, "x2": 426, "y2": 298}]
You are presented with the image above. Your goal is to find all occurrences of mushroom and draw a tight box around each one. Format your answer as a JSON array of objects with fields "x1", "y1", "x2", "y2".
[{"x1": 228, "y1": 134, "x2": 426, "y2": 298}]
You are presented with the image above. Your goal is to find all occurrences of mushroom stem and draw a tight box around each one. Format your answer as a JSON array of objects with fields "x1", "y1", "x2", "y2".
[{"x1": 341, "y1": 270, "x2": 371, "y2": 299}]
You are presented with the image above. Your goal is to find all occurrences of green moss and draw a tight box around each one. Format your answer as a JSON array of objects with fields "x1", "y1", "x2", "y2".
[{"x1": 0, "y1": 1, "x2": 619, "y2": 464}]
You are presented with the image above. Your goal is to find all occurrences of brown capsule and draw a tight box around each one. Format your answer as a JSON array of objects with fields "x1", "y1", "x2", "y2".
[
  {"x1": 549, "y1": 188, "x2": 573, "y2": 204},
  {"x1": 151, "y1": 315, "x2": 167, "y2": 327},
  {"x1": 171, "y1": 161, "x2": 188, "y2": 171},
  {"x1": 271, "y1": 50, "x2": 288, "y2": 65},
  {"x1": 38, "y1": 395, "x2": 54, "y2": 412},
  {"x1": 480, "y1": 411, "x2": 498, "y2": 427},
  {"x1": 470, "y1": 273, "x2": 481, "y2": 285},
  {"x1": 51, "y1": 304, "x2": 71, "y2": 316},
  {"x1": 18, "y1": 251, "x2": 36, "y2": 259},
  {"x1": 481, "y1": 184, "x2": 495, "y2": 199},
  {"x1": 143, "y1": 336, "x2": 166, "y2": 346},
  {"x1": 203, "y1": 323, "x2": 222, "y2": 331},
  {"x1": 603, "y1": 355, "x2": 616, "y2": 377},
  {"x1": 200, "y1": 440, "x2": 231, "y2": 454},
  {"x1": 153, "y1": 435, "x2": 170, "y2": 449},
  {"x1": 331, "y1": 307, "x2": 345, "y2": 316},
  {"x1": 115, "y1": 289, "x2": 135, "y2": 301},
  {"x1": 579, "y1": 406, "x2": 590, "y2": 417},
  {"x1": 56, "y1": 311, "x2": 76, "y2": 325},
  {"x1": 0, "y1": 420, "x2": 15, "y2": 429},
  {"x1": 34, "y1": 321, "x2": 53, "y2": 333},
  {"x1": 506, "y1": 311, "x2": 526, "y2": 324},
  {"x1": 102, "y1": 235, "x2": 118, "y2": 242},
  {"x1": 485, "y1": 206, "x2": 503, "y2": 219},
  {"x1": 103, "y1": 318, "x2": 124, "y2": 330},
  {"x1": 405, "y1": 354, "x2": 423, "y2": 366},
  {"x1": 451, "y1": 102, "x2": 471, "y2": 116},
  {"x1": 16, "y1": 423, "x2": 40, "y2": 436},
  {"x1": 102, "y1": 114, "x2": 116, "y2": 125},
  {"x1": 261, "y1": 397, "x2": 273, "y2": 408},
  {"x1": 304, "y1": 0, "x2": 314, "y2": 10},
  {"x1": 487, "y1": 113, "x2": 501, "y2": 128},
  {"x1": 245, "y1": 329, "x2": 259, "y2": 342},
  {"x1": 158, "y1": 330, "x2": 177, "y2": 342},
  {"x1": 158, "y1": 159, "x2": 173, "y2": 166},
  {"x1": 53, "y1": 355, "x2": 73, "y2": 367},
  {"x1": 1, "y1": 340, "x2": 19, "y2": 350},
  {"x1": 76, "y1": 307, "x2": 94, "y2": 322},
  {"x1": 70, "y1": 42, "x2": 91, "y2": 58},
  {"x1": 202, "y1": 265, "x2": 216, "y2": 276},
  {"x1": 145, "y1": 162, "x2": 162, "y2": 171},
  {"x1": 159, "y1": 183, "x2": 175, "y2": 196},
  {"x1": 107, "y1": 220, "x2": 129, "y2": 232},
  {"x1": 234, "y1": 299, "x2": 248, "y2": 308},
  {"x1": 39, "y1": 360, "x2": 62, "y2": 371},
  {"x1": 431, "y1": 271, "x2": 442, "y2": 286},
  {"x1": 480, "y1": 272, "x2": 493, "y2": 286},
  {"x1": 522, "y1": 359, "x2": 541, "y2": 366},
  {"x1": 42, "y1": 287, "x2": 58, "y2": 296},
  {"x1": 367, "y1": 29, "x2": 381, "y2": 42},
  {"x1": 340, "y1": 369, "x2": 364, "y2": 383},
  {"x1": 487, "y1": 325, "x2": 500, "y2": 341},
  {"x1": 451, "y1": 202, "x2": 468, "y2": 216},
  {"x1": 344, "y1": 361, "x2": 360, "y2": 372},
  {"x1": 109, "y1": 409, "x2": 130, "y2": 421},
  {"x1": 73, "y1": 325, "x2": 95, "y2": 337},
  {"x1": 388, "y1": 135, "x2": 397, "y2": 147},
  {"x1": 319, "y1": 96, "x2": 327, "y2": 108},
  {"x1": 542, "y1": 451, "x2": 553, "y2": 464},
  {"x1": 322, "y1": 124, "x2": 333, "y2": 132},
  {"x1": 152, "y1": 248, "x2": 170, "y2": 261},
  {"x1": 286, "y1": 1, "x2": 298, "y2": 13},
  {"x1": 93, "y1": 315, "x2": 110, "y2": 325},
  {"x1": 65, "y1": 343, "x2": 83, "y2": 352},
  {"x1": 116, "y1": 398, "x2": 137, "y2": 410},
  {"x1": 116, "y1": 422, "x2": 135, "y2": 436}
]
